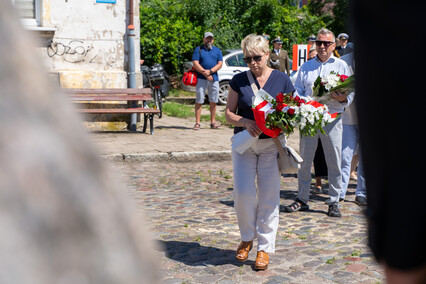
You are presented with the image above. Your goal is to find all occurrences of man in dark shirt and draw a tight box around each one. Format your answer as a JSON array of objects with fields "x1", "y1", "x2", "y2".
[
  {"x1": 336, "y1": 33, "x2": 354, "y2": 56},
  {"x1": 267, "y1": 37, "x2": 291, "y2": 75}
]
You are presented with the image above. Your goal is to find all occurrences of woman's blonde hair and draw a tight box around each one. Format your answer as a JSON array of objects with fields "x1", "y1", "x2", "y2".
[{"x1": 241, "y1": 34, "x2": 269, "y2": 56}]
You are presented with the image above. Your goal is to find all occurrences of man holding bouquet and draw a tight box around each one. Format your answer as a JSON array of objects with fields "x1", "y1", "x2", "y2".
[{"x1": 285, "y1": 28, "x2": 354, "y2": 217}]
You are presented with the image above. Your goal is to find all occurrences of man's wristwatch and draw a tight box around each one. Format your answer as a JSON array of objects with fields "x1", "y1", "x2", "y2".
[{"x1": 209, "y1": 69, "x2": 213, "y2": 75}]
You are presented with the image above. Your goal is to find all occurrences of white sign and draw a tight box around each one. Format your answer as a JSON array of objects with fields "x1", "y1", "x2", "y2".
[{"x1": 292, "y1": 44, "x2": 310, "y2": 71}]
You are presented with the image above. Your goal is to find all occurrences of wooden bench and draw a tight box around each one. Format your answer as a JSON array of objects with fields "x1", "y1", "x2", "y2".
[{"x1": 64, "y1": 88, "x2": 160, "y2": 134}]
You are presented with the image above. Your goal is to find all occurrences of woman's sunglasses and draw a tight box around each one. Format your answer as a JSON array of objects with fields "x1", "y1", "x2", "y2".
[
  {"x1": 243, "y1": 55, "x2": 263, "y2": 64},
  {"x1": 315, "y1": 40, "x2": 334, "y2": 47}
]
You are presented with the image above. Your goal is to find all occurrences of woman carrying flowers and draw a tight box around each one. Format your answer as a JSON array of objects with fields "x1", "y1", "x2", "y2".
[{"x1": 225, "y1": 34, "x2": 294, "y2": 270}]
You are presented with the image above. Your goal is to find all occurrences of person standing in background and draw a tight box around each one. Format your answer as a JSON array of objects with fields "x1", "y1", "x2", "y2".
[
  {"x1": 307, "y1": 48, "x2": 329, "y2": 194},
  {"x1": 267, "y1": 37, "x2": 291, "y2": 76},
  {"x1": 192, "y1": 32, "x2": 223, "y2": 130},
  {"x1": 307, "y1": 34, "x2": 316, "y2": 49},
  {"x1": 339, "y1": 51, "x2": 367, "y2": 206},
  {"x1": 285, "y1": 28, "x2": 353, "y2": 218},
  {"x1": 336, "y1": 33, "x2": 353, "y2": 56}
]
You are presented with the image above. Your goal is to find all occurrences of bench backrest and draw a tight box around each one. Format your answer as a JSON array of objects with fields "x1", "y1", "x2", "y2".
[{"x1": 63, "y1": 88, "x2": 151, "y2": 95}]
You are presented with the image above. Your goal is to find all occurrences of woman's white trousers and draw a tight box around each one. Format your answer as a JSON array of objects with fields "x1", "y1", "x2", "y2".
[{"x1": 232, "y1": 138, "x2": 280, "y2": 253}]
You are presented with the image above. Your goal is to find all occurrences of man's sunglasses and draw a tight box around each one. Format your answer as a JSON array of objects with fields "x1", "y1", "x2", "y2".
[
  {"x1": 243, "y1": 55, "x2": 262, "y2": 64},
  {"x1": 315, "y1": 40, "x2": 334, "y2": 47}
]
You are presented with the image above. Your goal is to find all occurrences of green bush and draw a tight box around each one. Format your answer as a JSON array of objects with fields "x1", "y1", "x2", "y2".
[
  {"x1": 140, "y1": 0, "x2": 329, "y2": 75},
  {"x1": 140, "y1": 1, "x2": 202, "y2": 75}
]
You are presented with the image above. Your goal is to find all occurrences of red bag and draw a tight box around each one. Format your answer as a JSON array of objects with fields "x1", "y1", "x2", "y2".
[{"x1": 182, "y1": 68, "x2": 198, "y2": 86}]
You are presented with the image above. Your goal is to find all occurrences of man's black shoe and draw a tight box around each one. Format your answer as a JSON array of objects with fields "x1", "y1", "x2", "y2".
[
  {"x1": 325, "y1": 197, "x2": 344, "y2": 204},
  {"x1": 355, "y1": 196, "x2": 367, "y2": 206},
  {"x1": 328, "y1": 203, "x2": 341, "y2": 217}
]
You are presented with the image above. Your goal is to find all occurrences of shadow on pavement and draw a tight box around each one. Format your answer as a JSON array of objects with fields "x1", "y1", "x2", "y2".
[
  {"x1": 155, "y1": 126, "x2": 192, "y2": 130},
  {"x1": 156, "y1": 240, "x2": 255, "y2": 268},
  {"x1": 219, "y1": 200, "x2": 234, "y2": 207},
  {"x1": 92, "y1": 130, "x2": 149, "y2": 134}
]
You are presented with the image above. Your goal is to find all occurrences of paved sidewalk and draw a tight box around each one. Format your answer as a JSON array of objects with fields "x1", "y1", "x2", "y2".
[
  {"x1": 86, "y1": 114, "x2": 384, "y2": 283},
  {"x1": 113, "y1": 161, "x2": 384, "y2": 284},
  {"x1": 87, "y1": 114, "x2": 300, "y2": 162}
]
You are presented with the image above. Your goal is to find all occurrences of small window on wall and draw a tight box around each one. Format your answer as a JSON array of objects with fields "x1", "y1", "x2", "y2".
[{"x1": 13, "y1": 0, "x2": 40, "y2": 26}]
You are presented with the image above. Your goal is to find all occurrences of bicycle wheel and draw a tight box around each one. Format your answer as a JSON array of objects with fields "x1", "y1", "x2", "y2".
[{"x1": 153, "y1": 88, "x2": 163, "y2": 118}]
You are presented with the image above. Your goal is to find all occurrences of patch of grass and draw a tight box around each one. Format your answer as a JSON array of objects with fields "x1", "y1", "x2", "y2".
[
  {"x1": 351, "y1": 249, "x2": 362, "y2": 256},
  {"x1": 218, "y1": 169, "x2": 232, "y2": 179},
  {"x1": 352, "y1": 237, "x2": 361, "y2": 243},
  {"x1": 326, "y1": 257, "x2": 336, "y2": 264},
  {"x1": 214, "y1": 113, "x2": 230, "y2": 127},
  {"x1": 162, "y1": 102, "x2": 232, "y2": 127},
  {"x1": 168, "y1": 88, "x2": 194, "y2": 98},
  {"x1": 162, "y1": 102, "x2": 194, "y2": 118}
]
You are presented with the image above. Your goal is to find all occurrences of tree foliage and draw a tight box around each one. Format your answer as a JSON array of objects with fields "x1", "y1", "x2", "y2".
[
  {"x1": 140, "y1": 0, "x2": 329, "y2": 75},
  {"x1": 329, "y1": 0, "x2": 351, "y2": 35},
  {"x1": 306, "y1": 0, "x2": 351, "y2": 37},
  {"x1": 140, "y1": 1, "x2": 202, "y2": 75}
]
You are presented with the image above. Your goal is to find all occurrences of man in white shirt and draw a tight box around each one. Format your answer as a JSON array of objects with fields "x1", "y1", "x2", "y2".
[{"x1": 284, "y1": 28, "x2": 354, "y2": 217}]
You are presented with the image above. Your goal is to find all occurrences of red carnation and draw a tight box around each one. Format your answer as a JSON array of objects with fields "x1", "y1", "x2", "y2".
[
  {"x1": 340, "y1": 75, "x2": 349, "y2": 82},
  {"x1": 287, "y1": 108, "x2": 295, "y2": 115}
]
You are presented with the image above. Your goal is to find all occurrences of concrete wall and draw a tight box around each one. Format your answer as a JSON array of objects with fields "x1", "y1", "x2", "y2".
[{"x1": 33, "y1": 0, "x2": 141, "y2": 88}]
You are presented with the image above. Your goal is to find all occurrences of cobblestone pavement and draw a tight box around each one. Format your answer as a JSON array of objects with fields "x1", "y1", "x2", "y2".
[{"x1": 112, "y1": 160, "x2": 384, "y2": 284}]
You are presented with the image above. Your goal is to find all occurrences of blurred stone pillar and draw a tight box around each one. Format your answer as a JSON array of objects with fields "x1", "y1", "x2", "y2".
[{"x1": 0, "y1": 1, "x2": 159, "y2": 283}]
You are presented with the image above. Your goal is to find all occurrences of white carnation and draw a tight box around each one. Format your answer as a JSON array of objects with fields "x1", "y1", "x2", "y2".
[
  {"x1": 323, "y1": 113, "x2": 332, "y2": 123},
  {"x1": 307, "y1": 114, "x2": 315, "y2": 125},
  {"x1": 314, "y1": 111, "x2": 320, "y2": 120}
]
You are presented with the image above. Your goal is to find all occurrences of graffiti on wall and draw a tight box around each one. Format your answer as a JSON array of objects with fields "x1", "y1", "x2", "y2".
[
  {"x1": 47, "y1": 40, "x2": 97, "y2": 63},
  {"x1": 47, "y1": 40, "x2": 121, "y2": 65}
]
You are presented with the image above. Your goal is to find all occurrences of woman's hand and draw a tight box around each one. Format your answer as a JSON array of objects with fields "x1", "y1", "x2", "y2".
[
  {"x1": 226, "y1": 87, "x2": 262, "y2": 137},
  {"x1": 331, "y1": 91, "x2": 347, "y2": 103},
  {"x1": 242, "y1": 118, "x2": 262, "y2": 137}
]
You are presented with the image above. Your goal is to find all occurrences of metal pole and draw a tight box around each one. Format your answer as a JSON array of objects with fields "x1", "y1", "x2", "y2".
[{"x1": 127, "y1": 0, "x2": 137, "y2": 131}]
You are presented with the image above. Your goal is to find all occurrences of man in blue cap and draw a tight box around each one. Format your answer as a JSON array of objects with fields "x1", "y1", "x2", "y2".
[{"x1": 192, "y1": 32, "x2": 223, "y2": 130}]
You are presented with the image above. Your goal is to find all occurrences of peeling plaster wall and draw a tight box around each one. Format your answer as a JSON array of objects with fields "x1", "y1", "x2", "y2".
[{"x1": 38, "y1": 0, "x2": 141, "y2": 88}]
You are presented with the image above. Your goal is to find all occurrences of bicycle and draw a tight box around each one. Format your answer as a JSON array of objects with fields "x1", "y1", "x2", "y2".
[{"x1": 142, "y1": 64, "x2": 168, "y2": 119}]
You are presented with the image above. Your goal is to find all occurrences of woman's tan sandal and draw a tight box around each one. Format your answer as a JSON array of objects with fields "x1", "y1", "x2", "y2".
[
  {"x1": 235, "y1": 241, "x2": 253, "y2": 262},
  {"x1": 255, "y1": 251, "x2": 269, "y2": 270}
]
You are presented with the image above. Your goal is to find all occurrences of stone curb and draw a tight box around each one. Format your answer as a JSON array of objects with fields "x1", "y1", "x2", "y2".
[{"x1": 100, "y1": 150, "x2": 232, "y2": 162}]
